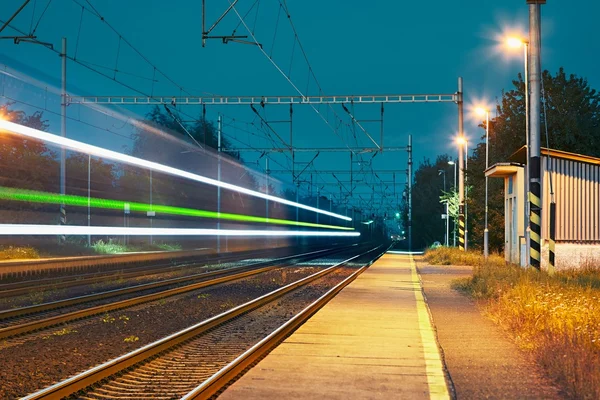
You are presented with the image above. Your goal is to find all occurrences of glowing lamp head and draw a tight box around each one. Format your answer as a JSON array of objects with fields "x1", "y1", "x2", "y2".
[
  {"x1": 456, "y1": 136, "x2": 467, "y2": 146},
  {"x1": 475, "y1": 107, "x2": 488, "y2": 117},
  {"x1": 506, "y1": 37, "x2": 524, "y2": 48},
  {"x1": 448, "y1": 161, "x2": 455, "y2": 165}
]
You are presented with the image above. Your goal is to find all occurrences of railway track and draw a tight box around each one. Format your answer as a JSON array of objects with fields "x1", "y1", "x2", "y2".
[
  {"x1": 0, "y1": 246, "x2": 313, "y2": 299},
  {"x1": 0, "y1": 247, "x2": 345, "y2": 340},
  {"x1": 21, "y1": 244, "x2": 387, "y2": 400}
]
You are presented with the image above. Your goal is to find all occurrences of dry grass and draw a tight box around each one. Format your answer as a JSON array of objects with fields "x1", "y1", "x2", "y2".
[
  {"x1": 0, "y1": 245, "x2": 40, "y2": 260},
  {"x1": 425, "y1": 247, "x2": 600, "y2": 398}
]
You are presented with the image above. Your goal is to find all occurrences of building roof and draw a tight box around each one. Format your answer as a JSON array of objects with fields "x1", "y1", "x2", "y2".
[
  {"x1": 485, "y1": 162, "x2": 524, "y2": 178},
  {"x1": 510, "y1": 146, "x2": 600, "y2": 166}
]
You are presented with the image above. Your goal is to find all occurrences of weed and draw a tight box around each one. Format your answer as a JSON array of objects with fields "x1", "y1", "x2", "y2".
[
  {"x1": 43, "y1": 327, "x2": 77, "y2": 339},
  {"x1": 197, "y1": 293, "x2": 211, "y2": 299},
  {"x1": 220, "y1": 300, "x2": 236, "y2": 309},
  {"x1": 92, "y1": 239, "x2": 128, "y2": 254},
  {"x1": 119, "y1": 315, "x2": 130, "y2": 324},
  {"x1": 0, "y1": 245, "x2": 40, "y2": 260},
  {"x1": 123, "y1": 335, "x2": 139, "y2": 343},
  {"x1": 436, "y1": 248, "x2": 600, "y2": 399},
  {"x1": 101, "y1": 314, "x2": 116, "y2": 323},
  {"x1": 155, "y1": 242, "x2": 182, "y2": 251}
]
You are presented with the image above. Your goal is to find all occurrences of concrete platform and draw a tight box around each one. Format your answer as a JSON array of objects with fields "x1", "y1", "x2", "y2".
[{"x1": 220, "y1": 252, "x2": 450, "y2": 399}]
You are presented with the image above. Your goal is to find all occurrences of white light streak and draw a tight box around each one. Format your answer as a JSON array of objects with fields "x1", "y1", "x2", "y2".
[
  {"x1": 0, "y1": 120, "x2": 352, "y2": 221},
  {"x1": 0, "y1": 224, "x2": 360, "y2": 237}
]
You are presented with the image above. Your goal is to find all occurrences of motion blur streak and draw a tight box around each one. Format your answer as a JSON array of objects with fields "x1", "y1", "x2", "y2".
[
  {"x1": 0, "y1": 120, "x2": 352, "y2": 221},
  {"x1": 0, "y1": 224, "x2": 361, "y2": 237},
  {"x1": 0, "y1": 187, "x2": 354, "y2": 230}
]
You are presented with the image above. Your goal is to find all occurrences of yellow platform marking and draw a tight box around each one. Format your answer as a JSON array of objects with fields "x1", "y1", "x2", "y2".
[{"x1": 410, "y1": 257, "x2": 450, "y2": 399}]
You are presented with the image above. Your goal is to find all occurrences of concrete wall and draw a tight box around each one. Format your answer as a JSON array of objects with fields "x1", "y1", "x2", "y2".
[{"x1": 541, "y1": 241, "x2": 600, "y2": 270}]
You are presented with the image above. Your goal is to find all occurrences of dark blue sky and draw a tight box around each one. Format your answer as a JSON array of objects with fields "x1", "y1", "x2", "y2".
[{"x1": 1, "y1": 0, "x2": 599, "y2": 208}]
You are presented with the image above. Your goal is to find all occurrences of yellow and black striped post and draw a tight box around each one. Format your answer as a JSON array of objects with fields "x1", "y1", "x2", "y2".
[
  {"x1": 548, "y1": 201, "x2": 556, "y2": 274},
  {"x1": 529, "y1": 157, "x2": 541, "y2": 270},
  {"x1": 59, "y1": 203, "x2": 67, "y2": 243},
  {"x1": 458, "y1": 205, "x2": 465, "y2": 251}
]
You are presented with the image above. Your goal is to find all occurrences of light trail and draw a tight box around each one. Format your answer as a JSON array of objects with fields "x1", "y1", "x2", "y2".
[
  {"x1": 0, "y1": 187, "x2": 354, "y2": 231},
  {"x1": 0, "y1": 120, "x2": 352, "y2": 221},
  {"x1": 0, "y1": 224, "x2": 360, "y2": 237}
]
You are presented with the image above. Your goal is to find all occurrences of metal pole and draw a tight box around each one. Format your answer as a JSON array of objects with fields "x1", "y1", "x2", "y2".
[
  {"x1": 60, "y1": 37, "x2": 67, "y2": 242},
  {"x1": 484, "y1": 111, "x2": 489, "y2": 259},
  {"x1": 149, "y1": 169, "x2": 153, "y2": 246},
  {"x1": 408, "y1": 134, "x2": 412, "y2": 252},
  {"x1": 265, "y1": 158, "x2": 269, "y2": 220},
  {"x1": 441, "y1": 170, "x2": 446, "y2": 245},
  {"x1": 87, "y1": 154, "x2": 91, "y2": 247},
  {"x1": 453, "y1": 161, "x2": 457, "y2": 247},
  {"x1": 217, "y1": 114, "x2": 222, "y2": 253},
  {"x1": 528, "y1": 0, "x2": 543, "y2": 270},
  {"x1": 446, "y1": 200, "x2": 450, "y2": 247},
  {"x1": 524, "y1": 41, "x2": 531, "y2": 266},
  {"x1": 458, "y1": 77, "x2": 465, "y2": 251},
  {"x1": 465, "y1": 138, "x2": 468, "y2": 251}
]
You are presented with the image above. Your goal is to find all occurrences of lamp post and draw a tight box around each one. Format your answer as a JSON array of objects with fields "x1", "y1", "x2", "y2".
[
  {"x1": 476, "y1": 108, "x2": 490, "y2": 259},
  {"x1": 448, "y1": 160, "x2": 457, "y2": 246},
  {"x1": 456, "y1": 136, "x2": 468, "y2": 250},
  {"x1": 438, "y1": 169, "x2": 448, "y2": 246},
  {"x1": 465, "y1": 138, "x2": 469, "y2": 250},
  {"x1": 507, "y1": 35, "x2": 531, "y2": 266}
]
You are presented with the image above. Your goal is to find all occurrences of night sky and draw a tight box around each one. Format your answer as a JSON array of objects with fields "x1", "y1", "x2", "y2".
[{"x1": 1, "y1": 0, "x2": 599, "y2": 208}]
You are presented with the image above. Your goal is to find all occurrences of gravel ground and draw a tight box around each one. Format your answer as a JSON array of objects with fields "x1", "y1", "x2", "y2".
[
  {"x1": 0, "y1": 265, "x2": 326, "y2": 399},
  {"x1": 81, "y1": 268, "x2": 356, "y2": 399}
]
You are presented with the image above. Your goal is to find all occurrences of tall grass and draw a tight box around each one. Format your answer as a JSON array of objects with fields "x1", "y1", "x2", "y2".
[{"x1": 425, "y1": 247, "x2": 600, "y2": 398}]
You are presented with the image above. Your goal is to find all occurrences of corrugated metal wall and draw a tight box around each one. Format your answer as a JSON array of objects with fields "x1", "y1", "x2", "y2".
[{"x1": 542, "y1": 156, "x2": 600, "y2": 242}]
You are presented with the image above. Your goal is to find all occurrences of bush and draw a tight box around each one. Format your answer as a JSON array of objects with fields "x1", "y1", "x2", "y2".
[
  {"x1": 91, "y1": 239, "x2": 128, "y2": 254},
  {"x1": 0, "y1": 245, "x2": 40, "y2": 260},
  {"x1": 155, "y1": 242, "x2": 182, "y2": 251}
]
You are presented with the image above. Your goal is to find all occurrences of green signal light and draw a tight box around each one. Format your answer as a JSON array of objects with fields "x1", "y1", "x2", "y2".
[{"x1": 0, "y1": 187, "x2": 354, "y2": 231}]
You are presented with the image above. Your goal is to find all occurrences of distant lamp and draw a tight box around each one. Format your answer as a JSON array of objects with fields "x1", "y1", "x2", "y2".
[{"x1": 395, "y1": 212, "x2": 400, "y2": 218}]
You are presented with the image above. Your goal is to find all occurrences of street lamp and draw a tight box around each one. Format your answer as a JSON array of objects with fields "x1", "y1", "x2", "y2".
[
  {"x1": 506, "y1": 35, "x2": 530, "y2": 266},
  {"x1": 438, "y1": 169, "x2": 448, "y2": 246},
  {"x1": 456, "y1": 136, "x2": 469, "y2": 250},
  {"x1": 448, "y1": 160, "x2": 457, "y2": 246},
  {"x1": 476, "y1": 107, "x2": 490, "y2": 259}
]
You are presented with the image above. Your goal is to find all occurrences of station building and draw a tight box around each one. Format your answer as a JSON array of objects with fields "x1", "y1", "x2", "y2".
[{"x1": 485, "y1": 147, "x2": 600, "y2": 269}]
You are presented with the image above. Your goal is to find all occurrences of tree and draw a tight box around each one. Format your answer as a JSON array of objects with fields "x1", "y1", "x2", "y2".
[
  {"x1": 409, "y1": 154, "x2": 452, "y2": 249},
  {"x1": 0, "y1": 104, "x2": 56, "y2": 192}
]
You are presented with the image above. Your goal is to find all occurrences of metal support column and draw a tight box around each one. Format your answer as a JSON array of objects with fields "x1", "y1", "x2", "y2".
[
  {"x1": 528, "y1": 0, "x2": 544, "y2": 270},
  {"x1": 217, "y1": 114, "x2": 222, "y2": 253},
  {"x1": 484, "y1": 111, "x2": 489, "y2": 259},
  {"x1": 408, "y1": 135, "x2": 412, "y2": 252},
  {"x1": 60, "y1": 37, "x2": 67, "y2": 242},
  {"x1": 457, "y1": 77, "x2": 466, "y2": 251}
]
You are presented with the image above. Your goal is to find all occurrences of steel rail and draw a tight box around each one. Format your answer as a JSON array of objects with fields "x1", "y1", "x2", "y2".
[
  {"x1": 0, "y1": 247, "x2": 304, "y2": 299},
  {"x1": 21, "y1": 245, "x2": 376, "y2": 400},
  {"x1": 0, "y1": 248, "x2": 341, "y2": 339},
  {"x1": 182, "y1": 245, "x2": 389, "y2": 399}
]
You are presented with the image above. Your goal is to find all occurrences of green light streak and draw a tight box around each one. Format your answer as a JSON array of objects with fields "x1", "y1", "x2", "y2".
[{"x1": 0, "y1": 187, "x2": 354, "y2": 231}]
